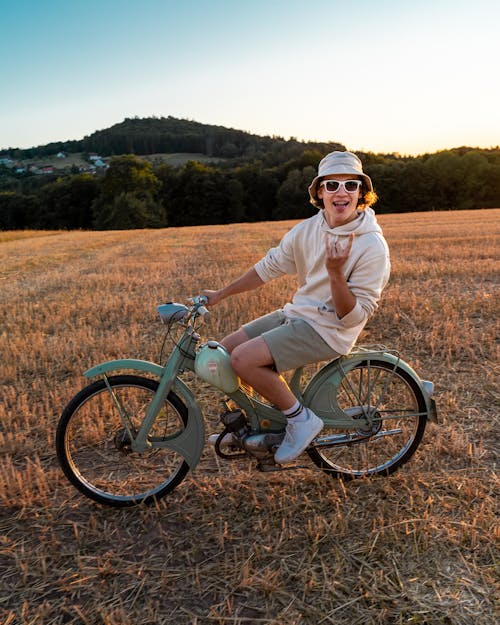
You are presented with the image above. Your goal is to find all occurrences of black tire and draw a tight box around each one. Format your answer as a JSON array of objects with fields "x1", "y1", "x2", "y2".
[
  {"x1": 56, "y1": 375, "x2": 190, "y2": 507},
  {"x1": 307, "y1": 359, "x2": 427, "y2": 479}
]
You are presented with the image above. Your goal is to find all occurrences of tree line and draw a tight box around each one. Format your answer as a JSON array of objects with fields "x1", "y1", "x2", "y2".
[{"x1": 1, "y1": 147, "x2": 499, "y2": 230}]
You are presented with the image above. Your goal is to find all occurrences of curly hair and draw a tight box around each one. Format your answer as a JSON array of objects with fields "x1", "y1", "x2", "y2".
[{"x1": 357, "y1": 186, "x2": 378, "y2": 210}]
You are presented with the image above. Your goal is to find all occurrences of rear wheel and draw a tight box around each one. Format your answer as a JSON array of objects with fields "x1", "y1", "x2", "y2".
[
  {"x1": 56, "y1": 375, "x2": 190, "y2": 507},
  {"x1": 307, "y1": 360, "x2": 427, "y2": 479}
]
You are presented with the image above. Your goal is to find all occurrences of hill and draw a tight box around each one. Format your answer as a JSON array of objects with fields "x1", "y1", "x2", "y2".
[{"x1": 3, "y1": 116, "x2": 345, "y2": 161}]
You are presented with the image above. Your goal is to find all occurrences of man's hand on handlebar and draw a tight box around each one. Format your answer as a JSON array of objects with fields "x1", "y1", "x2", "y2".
[{"x1": 200, "y1": 289, "x2": 224, "y2": 306}]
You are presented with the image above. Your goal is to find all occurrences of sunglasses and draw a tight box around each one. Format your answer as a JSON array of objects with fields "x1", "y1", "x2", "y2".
[{"x1": 320, "y1": 179, "x2": 363, "y2": 193}]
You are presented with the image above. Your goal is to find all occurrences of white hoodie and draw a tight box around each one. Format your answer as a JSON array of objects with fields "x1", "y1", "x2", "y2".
[{"x1": 253, "y1": 208, "x2": 391, "y2": 354}]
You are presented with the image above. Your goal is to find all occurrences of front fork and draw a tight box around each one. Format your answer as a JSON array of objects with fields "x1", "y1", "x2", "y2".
[
  {"x1": 94, "y1": 366, "x2": 205, "y2": 469},
  {"x1": 102, "y1": 374, "x2": 137, "y2": 443},
  {"x1": 84, "y1": 329, "x2": 205, "y2": 468},
  {"x1": 101, "y1": 367, "x2": 180, "y2": 453}
]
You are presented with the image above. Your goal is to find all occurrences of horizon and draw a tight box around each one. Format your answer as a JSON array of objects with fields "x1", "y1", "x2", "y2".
[
  {"x1": 2, "y1": 114, "x2": 499, "y2": 158},
  {"x1": 1, "y1": 0, "x2": 499, "y2": 156}
]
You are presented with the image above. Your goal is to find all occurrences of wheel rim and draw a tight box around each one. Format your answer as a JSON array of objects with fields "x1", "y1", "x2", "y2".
[
  {"x1": 63, "y1": 382, "x2": 188, "y2": 504},
  {"x1": 311, "y1": 363, "x2": 425, "y2": 476}
]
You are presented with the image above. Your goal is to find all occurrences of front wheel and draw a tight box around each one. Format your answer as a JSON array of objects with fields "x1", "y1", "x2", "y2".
[
  {"x1": 307, "y1": 359, "x2": 427, "y2": 479},
  {"x1": 56, "y1": 375, "x2": 190, "y2": 507}
]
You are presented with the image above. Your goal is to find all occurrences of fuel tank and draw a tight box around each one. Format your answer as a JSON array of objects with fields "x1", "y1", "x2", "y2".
[{"x1": 194, "y1": 340, "x2": 240, "y2": 393}]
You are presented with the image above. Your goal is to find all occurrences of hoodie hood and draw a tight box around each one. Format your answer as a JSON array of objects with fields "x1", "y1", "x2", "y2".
[{"x1": 319, "y1": 207, "x2": 382, "y2": 237}]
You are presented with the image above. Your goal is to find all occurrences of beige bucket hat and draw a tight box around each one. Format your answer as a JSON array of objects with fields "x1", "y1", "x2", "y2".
[{"x1": 308, "y1": 151, "x2": 373, "y2": 208}]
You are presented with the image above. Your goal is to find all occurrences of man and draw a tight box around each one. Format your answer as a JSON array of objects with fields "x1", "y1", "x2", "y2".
[{"x1": 202, "y1": 151, "x2": 390, "y2": 463}]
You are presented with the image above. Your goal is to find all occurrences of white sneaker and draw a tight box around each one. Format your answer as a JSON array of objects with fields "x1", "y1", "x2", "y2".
[
  {"x1": 274, "y1": 409, "x2": 323, "y2": 464},
  {"x1": 208, "y1": 432, "x2": 239, "y2": 449}
]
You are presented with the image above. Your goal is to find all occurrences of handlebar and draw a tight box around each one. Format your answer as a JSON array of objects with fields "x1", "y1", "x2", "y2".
[
  {"x1": 158, "y1": 295, "x2": 210, "y2": 326},
  {"x1": 196, "y1": 305, "x2": 210, "y2": 320},
  {"x1": 188, "y1": 295, "x2": 210, "y2": 320},
  {"x1": 191, "y1": 295, "x2": 209, "y2": 306}
]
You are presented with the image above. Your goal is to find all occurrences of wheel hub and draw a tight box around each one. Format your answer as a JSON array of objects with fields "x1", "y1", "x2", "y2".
[
  {"x1": 350, "y1": 406, "x2": 382, "y2": 437},
  {"x1": 113, "y1": 429, "x2": 133, "y2": 454}
]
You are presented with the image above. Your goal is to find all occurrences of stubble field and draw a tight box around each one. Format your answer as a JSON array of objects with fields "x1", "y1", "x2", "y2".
[{"x1": 0, "y1": 209, "x2": 498, "y2": 624}]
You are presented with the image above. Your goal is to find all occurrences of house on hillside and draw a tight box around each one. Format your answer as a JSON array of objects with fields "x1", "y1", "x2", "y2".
[
  {"x1": 36, "y1": 165, "x2": 55, "y2": 174},
  {"x1": 88, "y1": 157, "x2": 108, "y2": 171},
  {"x1": 56, "y1": 151, "x2": 66, "y2": 158}
]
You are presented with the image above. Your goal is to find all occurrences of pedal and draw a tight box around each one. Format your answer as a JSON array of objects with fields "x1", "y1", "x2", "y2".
[{"x1": 256, "y1": 460, "x2": 310, "y2": 472}]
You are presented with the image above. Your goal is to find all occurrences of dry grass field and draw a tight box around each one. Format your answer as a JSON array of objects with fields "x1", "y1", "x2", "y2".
[{"x1": 0, "y1": 209, "x2": 498, "y2": 624}]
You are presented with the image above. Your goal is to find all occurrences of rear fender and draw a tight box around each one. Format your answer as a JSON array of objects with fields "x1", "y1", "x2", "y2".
[{"x1": 303, "y1": 351, "x2": 437, "y2": 422}]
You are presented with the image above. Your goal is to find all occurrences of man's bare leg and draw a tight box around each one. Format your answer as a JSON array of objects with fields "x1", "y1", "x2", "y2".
[
  {"x1": 220, "y1": 331, "x2": 323, "y2": 463},
  {"x1": 228, "y1": 336, "x2": 297, "y2": 411},
  {"x1": 221, "y1": 329, "x2": 250, "y2": 354}
]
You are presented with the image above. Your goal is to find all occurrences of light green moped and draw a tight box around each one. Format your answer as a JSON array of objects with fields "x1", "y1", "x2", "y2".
[{"x1": 56, "y1": 296, "x2": 437, "y2": 507}]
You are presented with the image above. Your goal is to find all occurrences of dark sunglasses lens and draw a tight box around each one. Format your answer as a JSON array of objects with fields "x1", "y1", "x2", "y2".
[
  {"x1": 325, "y1": 181, "x2": 340, "y2": 192},
  {"x1": 345, "y1": 181, "x2": 360, "y2": 192}
]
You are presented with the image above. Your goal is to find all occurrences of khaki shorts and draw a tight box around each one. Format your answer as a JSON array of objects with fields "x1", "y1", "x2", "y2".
[{"x1": 242, "y1": 310, "x2": 341, "y2": 372}]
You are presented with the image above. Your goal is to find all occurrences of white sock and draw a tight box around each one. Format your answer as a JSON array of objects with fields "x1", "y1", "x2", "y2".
[{"x1": 283, "y1": 401, "x2": 308, "y2": 422}]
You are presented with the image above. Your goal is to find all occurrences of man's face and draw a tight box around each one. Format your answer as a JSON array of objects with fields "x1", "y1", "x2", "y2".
[{"x1": 317, "y1": 173, "x2": 362, "y2": 227}]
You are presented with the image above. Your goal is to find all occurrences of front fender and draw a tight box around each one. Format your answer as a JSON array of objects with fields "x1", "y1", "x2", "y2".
[
  {"x1": 168, "y1": 377, "x2": 206, "y2": 470},
  {"x1": 84, "y1": 358, "x2": 165, "y2": 379},
  {"x1": 83, "y1": 359, "x2": 206, "y2": 470}
]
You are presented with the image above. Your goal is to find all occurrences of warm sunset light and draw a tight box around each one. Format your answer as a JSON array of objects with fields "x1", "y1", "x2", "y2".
[
  {"x1": 1, "y1": 3, "x2": 498, "y2": 622},
  {"x1": 1, "y1": 210, "x2": 498, "y2": 621},
  {"x1": 1, "y1": 0, "x2": 499, "y2": 155}
]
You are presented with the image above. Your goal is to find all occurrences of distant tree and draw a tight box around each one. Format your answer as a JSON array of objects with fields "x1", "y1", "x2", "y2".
[
  {"x1": 92, "y1": 155, "x2": 166, "y2": 229},
  {"x1": 164, "y1": 161, "x2": 244, "y2": 226},
  {"x1": 457, "y1": 150, "x2": 500, "y2": 209},
  {"x1": 38, "y1": 174, "x2": 98, "y2": 229},
  {"x1": 367, "y1": 161, "x2": 407, "y2": 213},
  {"x1": 93, "y1": 191, "x2": 165, "y2": 230},
  {"x1": 0, "y1": 165, "x2": 20, "y2": 192},
  {"x1": 421, "y1": 152, "x2": 466, "y2": 210},
  {"x1": 0, "y1": 191, "x2": 39, "y2": 229},
  {"x1": 233, "y1": 164, "x2": 280, "y2": 222},
  {"x1": 97, "y1": 155, "x2": 160, "y2": 198},
  {"x1": 417, "y1": 150, "x2": 499, "y2": 210},
  {"x1": 220, "y1": 142, "x2": 239, "y2": 158},
  {"x1": 285, "y1": 149, "x2": 324, "y2": 171},
  {"x1": 274, "y1": 166, "x2": 316, "y2": 220}
]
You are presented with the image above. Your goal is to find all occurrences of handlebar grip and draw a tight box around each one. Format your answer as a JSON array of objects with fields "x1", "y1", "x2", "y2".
[
  {"x1": 189, "y1": 295, "x2": 209, "y2": 306},
  {"x1": 197, "y1": 305, "x2": 210, "y2": 320}
]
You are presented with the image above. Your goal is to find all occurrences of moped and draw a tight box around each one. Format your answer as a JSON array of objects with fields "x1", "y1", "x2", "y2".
[{"x1": 56, "y1": 296, "x2": 437, "y2": 507}]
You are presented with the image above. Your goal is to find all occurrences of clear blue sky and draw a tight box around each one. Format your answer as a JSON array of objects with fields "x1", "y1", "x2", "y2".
[{"x1": 1, "y1": 0, "x2": 499, "y2": 155}]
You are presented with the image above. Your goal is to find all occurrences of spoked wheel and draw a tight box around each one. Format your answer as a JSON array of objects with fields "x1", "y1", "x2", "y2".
[
  {"x1": 56, "y1": 375, "x2": 190, "y2": 507},
  {"x1": 307, "y1": 360, "x2": 427, "y2": 479}
]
